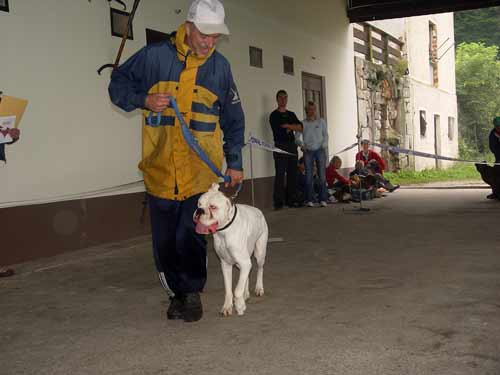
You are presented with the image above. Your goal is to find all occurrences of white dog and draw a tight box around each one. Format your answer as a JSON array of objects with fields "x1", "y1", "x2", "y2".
[{"x1": 194, "y1": 183, "x2": 268, "y2": 316}]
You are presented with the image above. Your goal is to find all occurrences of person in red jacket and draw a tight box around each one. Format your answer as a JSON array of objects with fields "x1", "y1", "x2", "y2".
[
  {"x1": 355, "y1": 139, "x2": 386, "y2": 174},
  {"x1": 326, "y1": 156, "x2": 351, "y2": 202}
]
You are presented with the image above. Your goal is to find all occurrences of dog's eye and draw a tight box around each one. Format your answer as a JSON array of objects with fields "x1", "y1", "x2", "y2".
[{"x1": 209, "y1": 205, "x2": 217, "y2": 210}]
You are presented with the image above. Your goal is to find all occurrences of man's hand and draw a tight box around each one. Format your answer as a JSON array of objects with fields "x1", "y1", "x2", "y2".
[
  {"x1": 145, "y1": 93, "x2": 172, "y2": 112},
  {"x1": 225, "y1": 169, "x2": 244, "y2": 188},
  {"x1": 281, "y1": 123, "x2": 303, "y2": 132},
  {"x1": 9, "y1": 128, "x2": 20, "y2": 140}
]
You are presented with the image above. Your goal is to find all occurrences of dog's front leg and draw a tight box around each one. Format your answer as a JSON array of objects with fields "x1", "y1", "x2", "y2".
[
  {"x1": 220, "y1": 261, "x2": 233, "y2": 317},
  {"x1": 234, "y1": 259, "x2": 251, "y2": 316}
]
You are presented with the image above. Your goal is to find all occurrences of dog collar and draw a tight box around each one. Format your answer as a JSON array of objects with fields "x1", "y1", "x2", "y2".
[{"x1": 217, "y1": 205, "x2": 238, "y2": 232}]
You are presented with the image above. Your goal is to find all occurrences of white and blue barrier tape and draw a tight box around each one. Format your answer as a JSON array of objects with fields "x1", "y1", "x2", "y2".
[
  {"x1": 247, "y1": 136, "x2": 295, "y2": 155},
  {"x1": 369, "y1": 141, "x2": 499, "y2": 165}
]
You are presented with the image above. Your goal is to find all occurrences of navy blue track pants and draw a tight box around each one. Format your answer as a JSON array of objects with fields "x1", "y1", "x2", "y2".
[{"x1": 147, "y1": 193, "x2": 207, "y2": 295}]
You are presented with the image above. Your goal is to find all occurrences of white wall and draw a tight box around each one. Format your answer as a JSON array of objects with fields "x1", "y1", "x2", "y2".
[
  {"x1": 368, "y1": 19, "x2": 405, "y2": 39},
  {"x1": 405, "y1": 13, "x2": 458, "y2": 170},
  {"x1": 371, "y1": 14, "x2": 458, "y2": 171},
  {"x1": 406, "y1": 13, "x2": 456, "y2": 93},
  {"x1": 0, "y1": 0, "x2": 357, "y2": 207},
  {"x1": 411, "y1": 82, "x2": 458, "y2": 170}
]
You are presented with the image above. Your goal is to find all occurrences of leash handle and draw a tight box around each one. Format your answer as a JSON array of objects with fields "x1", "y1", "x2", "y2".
[{"x1": 146, "y1": 111, "x2": 162, "y2": 127}]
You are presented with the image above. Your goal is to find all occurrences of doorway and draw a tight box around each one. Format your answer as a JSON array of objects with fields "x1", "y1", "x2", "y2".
[
  {"x1": 301, "y1": 72, "x2": 327, "y2": 121},
  {"x1": 434, "y1": 114, "x2": 441, "y2": 169}
]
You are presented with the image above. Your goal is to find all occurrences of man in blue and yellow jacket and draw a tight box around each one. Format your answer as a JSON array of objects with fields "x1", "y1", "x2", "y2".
[{"x1": 109, "y1": 0, "x2": 244, "y2": 322}]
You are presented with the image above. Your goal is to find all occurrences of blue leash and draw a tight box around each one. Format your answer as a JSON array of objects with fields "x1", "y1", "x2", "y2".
[{"x1": 147, "y1": 97, "x2": 242, "y2": 198}]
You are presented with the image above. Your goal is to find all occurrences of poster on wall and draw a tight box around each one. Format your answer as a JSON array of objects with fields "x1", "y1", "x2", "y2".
[
  {"x1": 0, "y1": 95, "x2": 28, "y2": 128},
  {"x1": 0, "y1": 0, "x2": 9, "y2": 13}
]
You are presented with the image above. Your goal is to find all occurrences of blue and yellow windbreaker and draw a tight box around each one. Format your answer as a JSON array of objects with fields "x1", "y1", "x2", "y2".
[{"x1": 109, "y1": 24, "x2": 245, "y2": 200}]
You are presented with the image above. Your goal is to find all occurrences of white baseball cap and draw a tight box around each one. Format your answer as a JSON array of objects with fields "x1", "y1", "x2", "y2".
[{"x1": 187, "y1": 0, "x2": 230, "y2": 35}]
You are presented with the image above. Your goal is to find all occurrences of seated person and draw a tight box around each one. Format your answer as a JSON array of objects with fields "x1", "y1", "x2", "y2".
[
  {"x1": 297, "y1": 157, "x2": 322, "y2": 205},
  {"x1": 349, "y1": 160, "x2": 377, "y2": 201},
  {"x1": 366, "y1": 159, "x2": 400, "y2": 193},
  {"x1": 355, "y1": 139, "x2": 386, "y2": 174},
  {"x1": 296, "y1": 157, "x2": 307, "y2": 204},
  {"x1": 326, "y1": 156, "x2": 351, "y2": 202},
  {"x1": 349, "y1": 160, "x2": 370, "y2": 178}
]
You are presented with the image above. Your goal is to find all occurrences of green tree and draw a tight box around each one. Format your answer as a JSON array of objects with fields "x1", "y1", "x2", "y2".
[
  {"x1": 455, "y1": 7, "x2": 500, "y2": 52},
  {"x1": 455, "y1": 42, "x2": 500, "y2": 153}
]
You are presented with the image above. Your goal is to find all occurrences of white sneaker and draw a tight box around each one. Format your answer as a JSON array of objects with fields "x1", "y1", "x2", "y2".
[
  {"x1": 328, "y1": 196, "x2": 337, "y2": 203},
  {"x1": 306, "y1": 201, "x2": 315, "y2": 207},
  {"x1": 320, "y1": 201, "x2": 328, "y2": 207}
]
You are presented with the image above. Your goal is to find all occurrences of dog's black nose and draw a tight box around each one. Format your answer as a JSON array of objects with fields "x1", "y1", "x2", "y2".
[{"x1": 195, "y1": 208, "x2": 205, "y2": 216}]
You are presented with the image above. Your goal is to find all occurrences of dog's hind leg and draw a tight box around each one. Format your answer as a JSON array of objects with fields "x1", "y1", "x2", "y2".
[
  {"x1": 220, "y1": 261, "x2": 234, "y2": 317},
  {"x1": 234, "y1": 258, "x2": 252, "y2": 315},
  {"x1": 254, "y1": 228, "x2": 268, "y2": 297}
]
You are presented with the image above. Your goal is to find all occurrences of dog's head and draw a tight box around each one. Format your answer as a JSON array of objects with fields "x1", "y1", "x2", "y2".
[{"x1": 194, "y1": 183, "x2": 233, "y2": 235}]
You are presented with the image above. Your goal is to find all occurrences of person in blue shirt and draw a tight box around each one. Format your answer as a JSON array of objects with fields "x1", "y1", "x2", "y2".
[{"x1": 295, "y1": 101, "x2": 328, "y2": 207}]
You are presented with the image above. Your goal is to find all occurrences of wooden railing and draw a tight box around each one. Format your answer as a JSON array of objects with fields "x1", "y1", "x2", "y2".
[{"x1": 353, "y1": 22, "x2": 404, "y2": 66}]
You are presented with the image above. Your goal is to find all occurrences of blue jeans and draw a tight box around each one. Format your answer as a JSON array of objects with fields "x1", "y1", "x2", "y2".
[{"x1": 304, "y1": 148, "x2": 328, "y2": 203}]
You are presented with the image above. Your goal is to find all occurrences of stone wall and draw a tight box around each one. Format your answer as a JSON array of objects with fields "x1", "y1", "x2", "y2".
[{"x1": 355, "y1": 57, "x2": 412, "y2": 171}]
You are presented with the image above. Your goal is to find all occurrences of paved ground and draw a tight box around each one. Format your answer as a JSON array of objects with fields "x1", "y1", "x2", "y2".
[{"x1": 2, "y1": 187, "x2": 500, "y2": 375}]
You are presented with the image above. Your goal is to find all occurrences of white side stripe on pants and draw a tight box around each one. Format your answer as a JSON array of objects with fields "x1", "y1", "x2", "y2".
[{"x1": 158, "y1": 272, "x2": 174, "y2": 297}]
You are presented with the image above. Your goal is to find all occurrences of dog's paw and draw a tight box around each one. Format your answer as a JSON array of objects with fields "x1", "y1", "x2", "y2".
[
  {"x1": 255, "y1": 287, "x2": 265, "y2": 297},
  {"x1": 234, "y1": 298, "x2": 246, "y2": 316},
  {"x1": 220, "y1": 305, "x2": 233, "y2": 317}
]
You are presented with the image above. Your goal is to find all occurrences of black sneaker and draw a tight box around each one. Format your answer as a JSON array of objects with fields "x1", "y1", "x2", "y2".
[
  {"x1": 487, "y1": 193, "x2": 496, "y2": 199},
  {"x1": 182, "y1": 293, "x2": 203, "y2": 322},
  {"x1": 389, "y1": 184, "x2": 400, "y2": 192},
  {"x1": 167, "y1": 295, "x2": 184, "y2": 320}
]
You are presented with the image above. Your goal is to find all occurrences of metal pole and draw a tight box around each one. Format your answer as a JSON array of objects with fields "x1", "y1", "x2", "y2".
[{"x1": 249, "y1": 133, "x2": 255, "y2": 207}]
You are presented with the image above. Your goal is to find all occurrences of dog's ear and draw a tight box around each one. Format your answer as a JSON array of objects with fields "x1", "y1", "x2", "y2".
[
  {"x1": 225, "y1": 196, "x2": 232, "y2": 217},
  {"x1": 209, "y1": 183, "x2": 220, "y2": 192}
]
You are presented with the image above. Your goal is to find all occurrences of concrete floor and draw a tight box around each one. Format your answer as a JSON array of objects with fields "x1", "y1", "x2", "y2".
[{"x1": 2, "y1": 187, "x2": 500, "y2": 375}]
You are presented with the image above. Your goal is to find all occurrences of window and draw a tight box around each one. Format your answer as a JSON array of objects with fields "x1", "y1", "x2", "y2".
[
  {"x1": 249, "y1": 46, "x2": 263, "y2": 68},
  {"x1": 110, "y1": 8, "x2": 134, "y2": 40},
  {"x1": 428, "y1": 22, "x2": 438, "y2": 87},
  {"x1": 448, "y1": 116, "x2": 455, "y2": 141},
  {"x1": 283, "y1": 56, "x2": 294, "y2": 75},
  {"x1": 420, "y1": 110, "x2": 427, "y2": 137}
]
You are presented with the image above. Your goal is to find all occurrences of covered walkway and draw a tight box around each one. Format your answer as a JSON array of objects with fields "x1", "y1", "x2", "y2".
[{"x1": 1, "y1": 187, "x2": 500, "y2": 374}]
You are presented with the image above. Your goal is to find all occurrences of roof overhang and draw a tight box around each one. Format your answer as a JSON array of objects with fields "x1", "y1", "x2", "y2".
[{"x1": 347, "y1": 0, "x2": 500, "y2": 22}]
